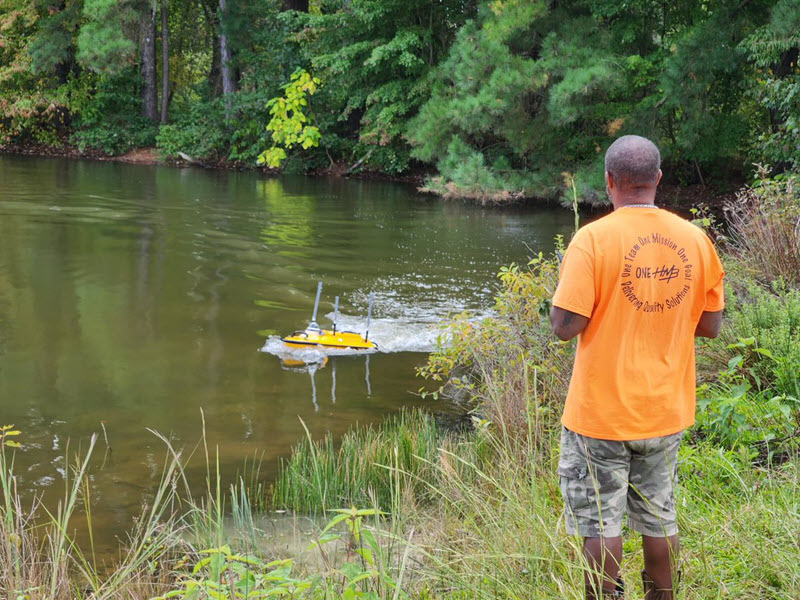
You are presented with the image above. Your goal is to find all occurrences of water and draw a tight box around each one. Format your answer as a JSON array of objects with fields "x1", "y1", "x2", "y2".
[{"x1": 0, "y1": 155, "x2": 573, "y2": 551}]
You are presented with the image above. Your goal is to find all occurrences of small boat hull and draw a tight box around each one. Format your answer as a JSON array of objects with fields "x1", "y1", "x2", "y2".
[{"x1": 281, "y1": 329, "x2": 377, "y2": 350}]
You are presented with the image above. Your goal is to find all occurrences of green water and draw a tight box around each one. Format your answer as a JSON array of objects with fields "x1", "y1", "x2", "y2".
[{"x1": 0, "y1": 155, "x2": 572, "y2": 549}]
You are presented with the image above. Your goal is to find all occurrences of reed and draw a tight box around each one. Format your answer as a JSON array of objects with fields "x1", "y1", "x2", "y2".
[
  {"x1": 0, "y1": 428, "x2": 190, "y2": 600},
  {"x1": 270, "y1": 409, "x2": 443, "y2": 515},
  {"x1": 726, "y1": 173, "x2": 800, "y2": 287}
]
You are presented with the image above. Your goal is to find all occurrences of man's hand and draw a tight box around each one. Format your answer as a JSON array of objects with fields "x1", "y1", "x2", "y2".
[
  {"x1": 550, "y1": 306, "x2": 590, "y2": 341},
  {"x1": 695, "y1": 310, "x2": 723, "y2": 338}
]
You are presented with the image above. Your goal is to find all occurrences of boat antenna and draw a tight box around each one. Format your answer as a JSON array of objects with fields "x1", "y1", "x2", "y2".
[
  {"x1": 365, "y1": 292, "x2": 374, "y2": 341},
  {"x1": 308, "y1": 281, "x2": 322, "y2": 331},
  {"x1": 333, "y1": 296, "x2": 339, "y2": 334}
]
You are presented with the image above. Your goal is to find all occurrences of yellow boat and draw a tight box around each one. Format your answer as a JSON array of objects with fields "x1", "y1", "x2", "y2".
[
  {"x1": 282, "y1": 329, "x2": 377, "y2": 350},
  {"x1": 281, "y1": 282, "x2": 377, "y2": 351}
]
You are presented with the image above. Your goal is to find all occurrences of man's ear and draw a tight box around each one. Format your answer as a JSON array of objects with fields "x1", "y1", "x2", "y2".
[
  {"x1": 606, "y1": 171, "x2": 614, "y2": 189},
  {"x1": 656, "y1": 169, "x2": 663, "y2": 185}
]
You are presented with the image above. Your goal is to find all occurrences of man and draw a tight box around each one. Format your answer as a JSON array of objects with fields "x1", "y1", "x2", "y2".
[{"x1": 550, "y1": 135, "x2": 725, "y2": 600}]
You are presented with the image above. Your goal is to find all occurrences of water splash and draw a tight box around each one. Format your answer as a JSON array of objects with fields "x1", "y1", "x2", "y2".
[{"x1": 259, "y1": 307, "x2": 460, "y2": 361}]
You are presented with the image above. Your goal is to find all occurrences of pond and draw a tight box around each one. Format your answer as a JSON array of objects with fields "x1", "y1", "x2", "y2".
[{"x1": 0, "y1": 155, "x2": 573, "y2": 551}]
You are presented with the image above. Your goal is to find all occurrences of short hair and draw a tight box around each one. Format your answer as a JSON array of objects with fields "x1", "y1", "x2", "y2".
[{"x1": 604, "y1": 135, "x2": 661, "y2": 187}]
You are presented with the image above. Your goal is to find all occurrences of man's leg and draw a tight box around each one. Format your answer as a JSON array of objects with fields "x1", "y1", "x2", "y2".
[
  {"x1": 558, "y1": 428, "x2": 629, "y2": 599},
  {"x1": 642, "y1": 534, "x2": 679, "y2": 588},
  {"x1": 627, "y1": 431, "x2": 683, "y2": 597},
  {"x1": 583, "y1": 536, "x2": 623, "y2": 595}
]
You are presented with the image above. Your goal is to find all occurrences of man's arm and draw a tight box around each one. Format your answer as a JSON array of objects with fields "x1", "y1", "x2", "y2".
[
  {"x1": 695, "y1": 310, "x2": 723, "y2": 338},
  {"x1": 550, "y1": 306, "x2": 590, "y2": 341}
]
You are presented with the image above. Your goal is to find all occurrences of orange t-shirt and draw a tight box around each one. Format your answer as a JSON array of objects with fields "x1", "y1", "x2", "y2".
[{"x1": 552, "y1": 206, "x2": 725, "y2": 440}]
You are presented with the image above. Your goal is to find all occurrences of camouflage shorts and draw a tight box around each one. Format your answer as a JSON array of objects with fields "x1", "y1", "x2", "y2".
[{"x1": 558, "y1": 427, "x2": 683, "y2": 538}]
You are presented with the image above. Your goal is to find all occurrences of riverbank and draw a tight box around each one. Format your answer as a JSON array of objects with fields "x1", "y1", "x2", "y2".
[
  {"x1": 0, "y1": 143, "x2": 737, "y2": 209},
  {"x1": 0, "y1": 142, "x2": 429, "y2": 184}
]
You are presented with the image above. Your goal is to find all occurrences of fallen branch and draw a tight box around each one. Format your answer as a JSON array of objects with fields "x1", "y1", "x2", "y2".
[{"x1": 345, "y1": 147, "x2": 374, "y2": 175}]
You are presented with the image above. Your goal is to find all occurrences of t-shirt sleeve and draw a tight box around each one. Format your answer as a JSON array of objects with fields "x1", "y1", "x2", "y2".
[
  {"x1": 704, "y1": 241, "x2": 725, "y2": 312},
  {"x1": 552, "y1": 242, "x2": 595, "y2": 318}
]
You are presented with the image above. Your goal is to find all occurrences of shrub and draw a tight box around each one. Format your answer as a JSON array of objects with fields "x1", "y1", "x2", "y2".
[
  {"x1": 725, "y1": 173, "x2": 800, "y2": 287},
  {"x1": 419, "y1": 243, "x2": 572, "y2": 442},
  {"x1": 156, "y1": 100, "x2": 229, "y2": 162},
  {"x1": 70, "y1": 70, "x2": 158, "y2": 155},
  {"x1": 704, "y1": 278, "x2": 800, "y2": 399},
  {"x1": 696, "y1": 343, "x2": 798, "y2": 454},
  {"x1": 696, "y1": 275, "x2": 800, "y2": 457}
]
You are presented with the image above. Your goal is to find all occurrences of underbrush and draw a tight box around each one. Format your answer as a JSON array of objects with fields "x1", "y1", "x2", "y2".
[
  {"x1": 265, "y1": 406, "x2": 800, "y2": 598},
  {"x1": 418, "y1": 245, "x2": 572, "y2": 438},
  {"x1": 725, "y1": 173, "x2": 800, "y2": 286}
]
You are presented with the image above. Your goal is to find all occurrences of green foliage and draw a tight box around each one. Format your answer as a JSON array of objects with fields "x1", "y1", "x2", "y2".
[
  {"x1": 697, "y1": 244, "x2": 800, "y2": 455},
  {"x1": 293, "y1": 0, "x2": 474, "y2": 174},
  {"x1": 27, "y1": 0, "x2": 82, "y2": 76},
  {"x1": 1, "y1": 0, "x2": 799, "y2": 193},
  {"x1": 420, "y1": 239, "x2": 571, "y2": 436},
  {"x1": 153, "y1": 548, "x2": 303, "y2": 599},
  {"x1": 0, "y1": 0, "x2": 66, "y2": 145},
  {"x1": 712, "y1": 280, "x2": 800, "y2": 396},
  {"x1": 258, "y1": 69, "x2": 322, "y2": 168},
  {"x1": 407, "y1": 2, "x2": 553, "y2": 202},
  {"x1": 76, "y1": 0, "x2": 141, "y2": 74},
  {"x1": 157, "y1": 100, "x2": 229, "y2": 161},
  {"x1": 71, "y1": 70, "x2": 158, "y2": 155},
  {"x1": 408, "y1": 0, "x2": 788, "y2": 201},
  {"x1": 696, "y1": 338, "x2": 798, "y2": 450},
  {"x1": 155, "y1": 508, "x2": 409, "y2": 600},
  {"x1": 740, "y1": 0, "x2": 800, "y2": 169}
]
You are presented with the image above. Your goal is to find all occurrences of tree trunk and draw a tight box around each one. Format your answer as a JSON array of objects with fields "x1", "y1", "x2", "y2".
[
  {"x1": 218, "y1": 0, "x2": 235, "y2": 118},
  {"x1": 141, "y1": 2, "x2": 159, "y2": 121},
  {"x1": 160, "y1": 0, "x2": 169, "y2": 123},
  {"x1": 209, "y1": 30, "x2": 221, "y2": 97}
]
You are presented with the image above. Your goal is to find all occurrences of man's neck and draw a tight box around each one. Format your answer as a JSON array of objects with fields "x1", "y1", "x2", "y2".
[{"x1": 612, "y1": 196, "x2": 657, "y2": 210}]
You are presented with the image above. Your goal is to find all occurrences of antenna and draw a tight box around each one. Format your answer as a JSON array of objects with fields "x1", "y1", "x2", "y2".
[
  {"x1": 365, "y1": 292, "x2": 374, "y2": 341},
  {"x1": 308, "y1": 281, "x2": 323, "y2": 331},
  {"x1": 333, "y1": 296, "x2": 339, "y2": 334}
]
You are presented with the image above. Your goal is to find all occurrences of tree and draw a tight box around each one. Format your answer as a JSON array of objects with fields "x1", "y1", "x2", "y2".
[
  {"x1": 77, "y1": 0, "x2": 142, "y2": 73},
  {"x1": 140, "y1": 0, "x2": 158, "y2": 121},
  {"x1": 295, "y1": 0, "x2": 477, "y2": 173},
  {"x1": 218, "y1": 0, "x2": 235, "y2": 116},
  {"x1": 741, "y1": 0, "x2": 800, "y2": 170},
  {"x1": 258, "y1": 68, "x2": 321, "y2": 167},
  {"x1": 408, "y1": 0, "x2": 781, "y2": 202},
  {"x1": 160, "y1": 0, "x2": 169, "y2": 123}
]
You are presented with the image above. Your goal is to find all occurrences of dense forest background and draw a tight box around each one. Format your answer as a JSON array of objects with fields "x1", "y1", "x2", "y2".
[{"x1": 1, "y1": 0, "x2": 798, "y2": 201}]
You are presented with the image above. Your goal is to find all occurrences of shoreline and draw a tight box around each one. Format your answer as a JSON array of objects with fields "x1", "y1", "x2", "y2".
[{"x1": 1, "y1": 144, "x2": 738, "y2": 210}]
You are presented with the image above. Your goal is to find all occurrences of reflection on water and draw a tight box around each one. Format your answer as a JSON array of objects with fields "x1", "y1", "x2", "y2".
[
  {"x1": 0, "y1": 155, "x2": 574, "y2": 552},
  {"x1": 279, "y1": 356, "x2": 372, "y2": 412}
]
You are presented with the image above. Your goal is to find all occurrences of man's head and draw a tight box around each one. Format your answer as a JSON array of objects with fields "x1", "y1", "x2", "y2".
[{"x1": 604, "y1": 135, "x2": 662, "y2": 208}]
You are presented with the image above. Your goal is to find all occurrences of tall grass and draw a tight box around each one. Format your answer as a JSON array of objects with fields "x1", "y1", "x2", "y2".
[
  {"x1": 270, "y1": 409, "x2": 443, "y2": 514},
  {"x1": 726, "y1": 173, "x2": 800, "y2": 286},
  {"x1": 267, "y1": 398, "x2": 800, "y2": 598},
  {"x1": 0, "y1": 429, "x2": 190, "y2": 599}
]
